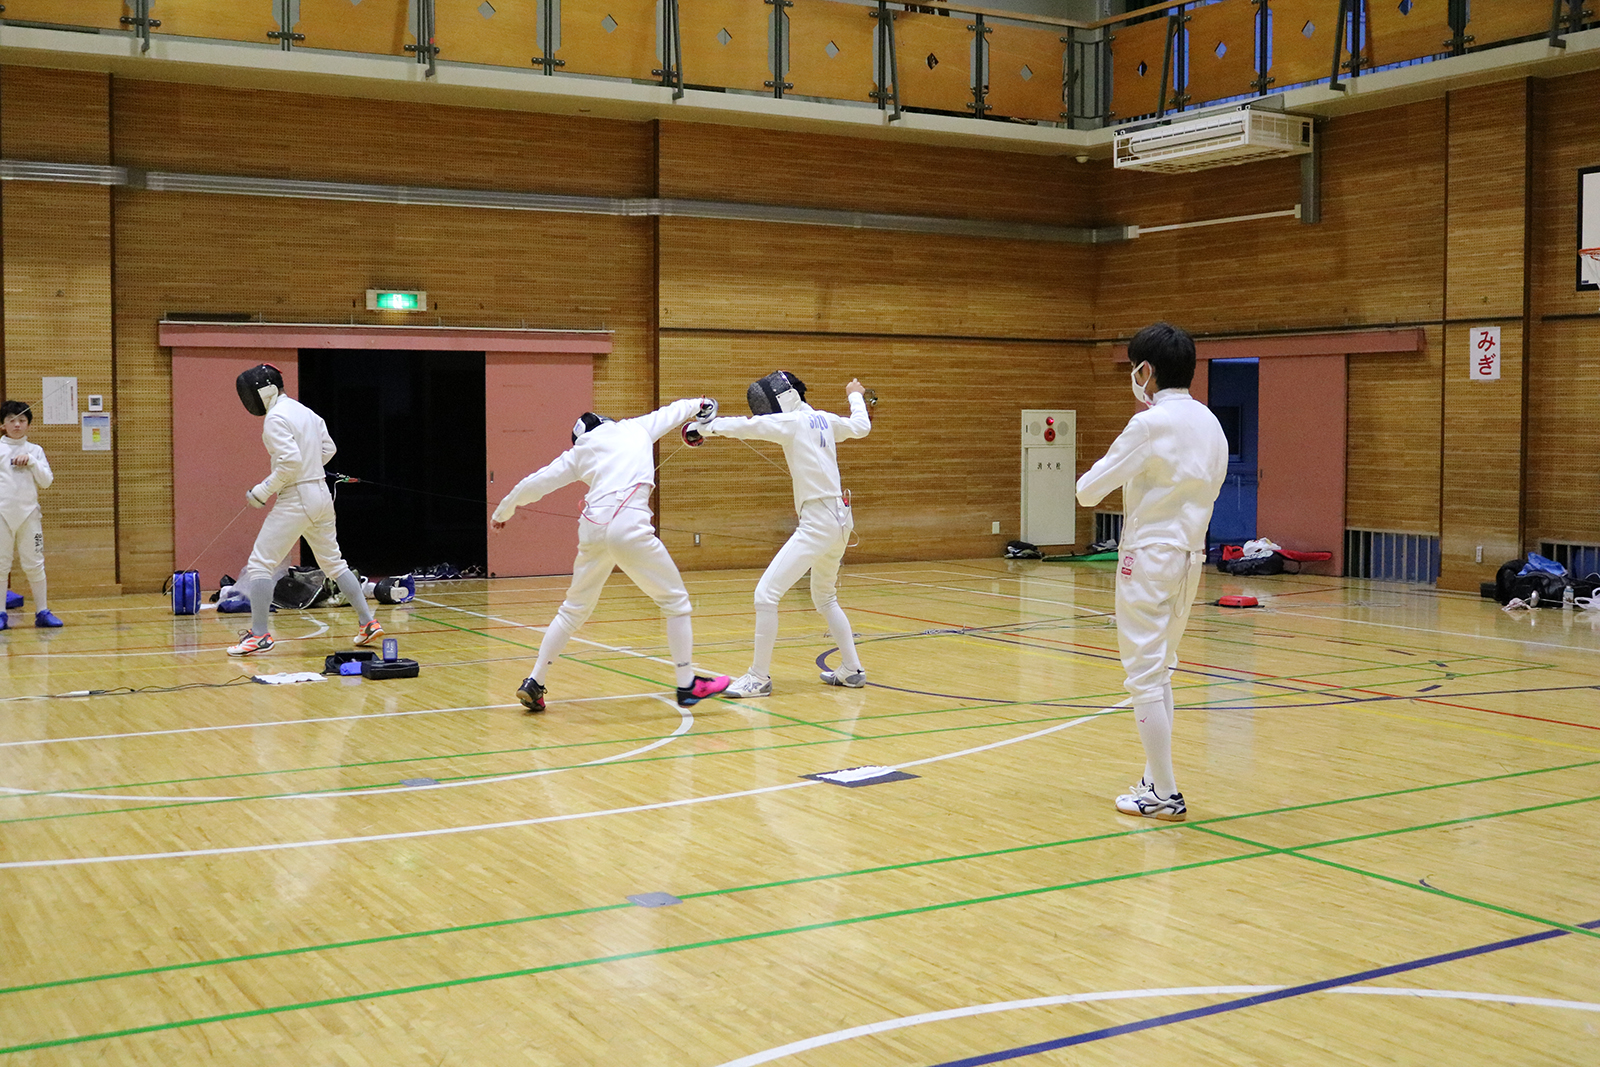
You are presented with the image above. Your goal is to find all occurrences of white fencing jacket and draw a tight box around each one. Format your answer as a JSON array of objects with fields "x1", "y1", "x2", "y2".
[
  {"x1": 0, "y1": 436, "x2": 53, "y2": 528},
  {"x1": 492, "y1": 399, "x2": 702, "y2": 522},
  {"x1": 1075, "y1": 388, "x2": 1229, "y2": 553},
  {"x1": 256, "y1": 395, "x2": 337, "y2": 499},
  {"x1": 704, "y1": 392, "x2": 871, "y2": 511}
]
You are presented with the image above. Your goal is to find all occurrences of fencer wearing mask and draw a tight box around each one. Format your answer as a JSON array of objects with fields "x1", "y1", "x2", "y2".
[
  {"x1": 1075, "y1": 322, "x2": 1228, "y2": 822},
  {"x1": 490, "y1": 399, "x2": 731, "y2": 712},
  {"x1": 227, "y1": 364, "x2": 381, "y2": 656},
  {"x1": 700, "y1": 371, "x2": 872, "y2": 698}
]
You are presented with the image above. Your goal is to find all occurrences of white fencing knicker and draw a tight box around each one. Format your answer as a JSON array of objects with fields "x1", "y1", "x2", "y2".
[
  {"x1": 242, "y1": 478, "x2": 354, "y2": 583},
  {"x1": 1115, "y1": 543, "x2": 1206, "y2": 796},
  {"x1": 748, "y1": 494, "x2": 861, "y2": 679}
]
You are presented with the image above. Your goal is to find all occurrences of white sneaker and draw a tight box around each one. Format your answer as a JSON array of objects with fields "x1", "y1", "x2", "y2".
[
  {"x1": 820, "y1": 668, "x2": 866, "y2": 688},
  {"x1": 723, "y1": 673, "x2": 772, "y2": 698},
  {"x1": 1114, "y1": 783, "x2": 1187, "y2": 822}
]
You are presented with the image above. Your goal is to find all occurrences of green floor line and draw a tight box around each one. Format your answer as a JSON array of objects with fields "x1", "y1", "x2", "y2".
[
  {"x1": 4, "y1": 756, "x2": 1596, "y2": 1001},
  {"x1": 0, "y1": 849, "x2": 1272, "y2": 1056},
  {"x1": 1187, "y1": 823, "x2": 1600, "y2": 941}
]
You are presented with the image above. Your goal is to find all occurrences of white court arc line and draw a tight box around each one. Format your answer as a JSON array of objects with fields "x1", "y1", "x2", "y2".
[
  {"x1": 412, "y1": 597, "x2": 684, "y2": 670},
  {"x1": 850, "y1": 572, "x2": 1105, "y2": 615},
  {"x1": 0, "y1": 699, "x2": 1126, "y2": 869},
  {"x1": 707, "y1": 985, "x2": 1600, "y2": 1067},
  {"x1": 1263, "y1": 607, "x2": 1600, "y2": 657},
  {"x1": 0, "y1": 693, "x2": 676, "y2": 802}
]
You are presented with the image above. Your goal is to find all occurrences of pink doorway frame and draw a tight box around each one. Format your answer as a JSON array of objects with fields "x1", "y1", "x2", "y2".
[{"x1": 164, "y1": 322, "x2": 610, "y2": 585}]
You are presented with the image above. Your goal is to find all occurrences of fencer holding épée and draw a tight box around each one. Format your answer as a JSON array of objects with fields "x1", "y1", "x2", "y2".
[
  {"x1": 489, "y1": 397, "x2": 729, "y2": 712},
  {"x1": 698, "y1": 372, "x2": 872, "y2": 698},
  {"x1": 226, "y1": 363, "x2": 381, "y2": 656}
]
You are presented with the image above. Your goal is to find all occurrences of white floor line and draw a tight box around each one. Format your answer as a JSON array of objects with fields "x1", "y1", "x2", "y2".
[
  {"x1": 709, "y1": 985, "x2": 1600, "y2": 1067},
  {"x1": 849, "y1": 572, "x2": 1104, "y2": 615},
  {"x1": 0, "y1": 698, "x2": 1123, "y2": 868}
]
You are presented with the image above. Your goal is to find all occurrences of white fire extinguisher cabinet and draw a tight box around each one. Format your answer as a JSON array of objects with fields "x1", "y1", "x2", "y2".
[{"x1": 1020, "y1": 409, "x2": 1075, "y2": 546}]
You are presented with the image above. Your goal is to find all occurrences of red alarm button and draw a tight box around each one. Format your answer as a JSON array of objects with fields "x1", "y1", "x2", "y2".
[{"x1": 1044, "y1": 428, "x2": 1056, "y2": 442}]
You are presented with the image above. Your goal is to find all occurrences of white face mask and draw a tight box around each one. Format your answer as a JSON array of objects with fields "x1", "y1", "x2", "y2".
[{"x1": 1130, "y1": 362, "x2": 1155, "y2": 407}]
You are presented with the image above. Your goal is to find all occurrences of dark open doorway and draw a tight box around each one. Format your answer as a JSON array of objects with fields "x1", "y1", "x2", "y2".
[
  {"x1": 298, "y1": 349, "x2": 486, "y2": 577},
  {"x1": 1207, "y1": 358, "x2": 1259, "y2": 545}
]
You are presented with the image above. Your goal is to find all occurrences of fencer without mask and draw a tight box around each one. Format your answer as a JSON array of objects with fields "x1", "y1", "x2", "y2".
[
  {"x1": 236, "y1": 363, "x2": 284, "y2": 417},
  {"x1": 1130, "y1": 361, "x2": 1155, "y2": 407},
  {"x1": 571, "y1": 412, "x2": 614, "y2": 444},
  {"x1": 747, "y1": 371, "x2": 808, "y2": 415}
]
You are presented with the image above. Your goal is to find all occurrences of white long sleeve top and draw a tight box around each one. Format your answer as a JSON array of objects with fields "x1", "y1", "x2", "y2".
[
  {"x1": 0, "y1": 436, "x2": 53, "y2": 528},
  {"x1": 1075, "y1": 388, "x2": 1228, "y2": 553},
  {"x1": 255, "y1": 395, "x2": 337, "y2": 499},
  {"x1": 492, "y1": 398, "x2": 702, "y2": 522},
  {"x1": 703, "y1": 392, "x2": 871, "y2": 511}
]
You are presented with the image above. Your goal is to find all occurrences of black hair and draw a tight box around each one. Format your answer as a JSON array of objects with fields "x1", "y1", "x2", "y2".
[
  {"x1": 1128, "y1": 321, "x2": 1196, "y2": 391},
  {"x1": 0, "y1": 401, "x2": 33, "y2": 423}
]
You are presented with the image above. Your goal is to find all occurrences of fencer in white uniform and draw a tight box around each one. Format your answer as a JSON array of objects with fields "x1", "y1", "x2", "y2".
[
  {"x1": 701, "y1": 372, "x2": 873, "y2": 698},
  {"x1": 1076, "y1": 322, "x2": 1227, "y2": 821},
  {"x1": 490, "y1": 400, "x2": 730, "y2": 711},
  {"x1": 0, "y1": 401, "x2": 62, "y2": 629},
  {"x1": 229, "y1": 364, "x2": 379, "y2": 656}
]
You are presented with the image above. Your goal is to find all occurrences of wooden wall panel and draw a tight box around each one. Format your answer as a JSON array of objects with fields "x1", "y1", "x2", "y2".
[
  {"x1": 1525, "y1": 70, "x2": 1600, "y2": 549},
  {"x1": 1, "y1": 184, "x2": 119, "y2": 595},
  {"x1": 0, "y1": 67, "x2": 111, "y2": 164},
  {"x1": 112, "y1": 193, "x2": 654, "y2": 591},
  {"x1": 680, "y1": 0, "x2": 774, "y2": 92},
  {"x1": 110, "y1": 81, "x2": 657, "y2": 198},
  {"x1": 657, "y1": 334, "x2": 1098, "y2": 568},
  {"x1": 434, "y1": 0, "x2": 542, "y2": 69},
  {"x1": 656, "y1": 122, "x2": 1100, "y2": 226},
  {"x1": 149, "y1": 0, "x2": 278, "y2": 46},
  {"x1": 1439, "y1": 81, "x2": 1529, "y2": 591},
  {"x1": 1267, "y1": 0, "x2": 1343, "y2": 89},
  {"x1": 894, "y1": 11, "x2": 978, "y2": 115},
  {"x1": 1097, "y1": 101, "x2": 1446, "y2": 338},
  {"x1": 0, "y1": 0, "x2": 125, "y2": 30},
  {"x1": 1184, "y1": 0, "x2": 1258, "y2": 110},
  {"x1": 659, "y1": 218, "x2": 1093, "y2": 339},
  {"x1": 1108, "y1": 15, "x2": 1168, "y2": 121},
  {"x1": 785, "y1": 0, "x2": 878, "y2": 104},
  {"x1": 1344, "y1": 326, "x2": 1443, "y2": 535},
  {"x1": 554, "y1": 0, "x2": 662, "y2": 81},
  {"x1": 295, "y1": 0, "x2": 412, "y2": 56},
  {"x1": 982, "y1": 22, "x2": 1067, "y2": 124},
  {"x1": 1462, "y1": 1, "x2": 1557, "y2": 47},
  {"x1": 1363, "y1": 0, "x2": 1450, "y2": 69}
]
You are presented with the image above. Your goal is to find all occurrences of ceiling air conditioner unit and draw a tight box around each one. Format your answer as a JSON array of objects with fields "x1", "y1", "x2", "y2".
[{"x1": 1114, "y1": 108, "x2": 1313, "y2": 174}]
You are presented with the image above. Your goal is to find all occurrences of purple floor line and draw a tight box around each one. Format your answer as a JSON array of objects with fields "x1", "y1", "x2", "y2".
[{"x1": 923, "y1": 918, "x2": 1600, "y2": 1067}]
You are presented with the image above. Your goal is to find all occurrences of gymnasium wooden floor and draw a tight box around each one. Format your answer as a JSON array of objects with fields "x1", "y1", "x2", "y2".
[{"x1": 1, "y1": 559, "x2": 1596, "y2": 1065}]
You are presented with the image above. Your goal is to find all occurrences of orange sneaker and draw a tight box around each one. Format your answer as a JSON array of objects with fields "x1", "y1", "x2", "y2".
[
  {"x1": 227, "y1": 631, "x2": 274, "y2": 656},
  {"x1": 352, "y1": 619, "x2": 384, "y2": 646}
]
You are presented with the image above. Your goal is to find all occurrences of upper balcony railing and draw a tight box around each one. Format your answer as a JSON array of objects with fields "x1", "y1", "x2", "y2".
[{"x1": 0, "y1": 0, "x2": 1593, "y2": 130}]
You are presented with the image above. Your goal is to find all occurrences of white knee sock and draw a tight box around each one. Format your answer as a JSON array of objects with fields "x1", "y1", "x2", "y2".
[
  {"x1": 818, "y1": 601, "x2": 861, "y2": 673},
  {"x1": 666, "y1": 614, "x2": 694, "y2": 688},
  {"x1": 532, "y1": 615, "x2": 576, "y2": 685},
  {"x1": 28, "y1": 577, "x2": 46, "y2": 613},
  {"x1": 333, "y1": 570, "x2": 373, "y2": 625},
  {"x1": 1133, "y1": 695, "x2": 1177, "y2": 798},
  {"x1": 750, "y1": 605, "x2": 778, "y2": 678},
  {"x1": 250, "y1": 577, "x2": 275, "y2": 637},
  {"x1": 1144, "y1": 683, "x2": 1176, "y2": 786}
]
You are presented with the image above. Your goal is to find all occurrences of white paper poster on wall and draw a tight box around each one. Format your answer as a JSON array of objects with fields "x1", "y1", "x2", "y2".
[
  {"x1": 42, "y1": 377, "x2": 78, "y2": 424},
  {"x1": 1469, "y1": 326, "x2": 1501, "y2": 381},
  {"x1": 1581, "y1": 167, "x2": 1599, "y2": 289}
]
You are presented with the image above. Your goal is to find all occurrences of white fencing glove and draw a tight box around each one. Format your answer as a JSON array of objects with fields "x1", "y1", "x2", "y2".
[
  {"x1": 695, "y1": 397, "x2": 718, "y2": 424},
  {"x1": 246, "y1": 484, "x2": 270, "y2": 509}
]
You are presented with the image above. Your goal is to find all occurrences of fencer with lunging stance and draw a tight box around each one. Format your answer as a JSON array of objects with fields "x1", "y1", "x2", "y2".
[
  {"x1": 228, "y1": 364, "x2": 381, "y2": 656},
  {"x1": 0, "y1": 400, "x2": 62, "y2": 629},
  {"x1": 1076, "y1": 322, "x2": 1227, "y2": 822},
  {"x1": 700, "y1": 372, "x2": 872, "y2": 698},
  {"x1": 490, "y1": 399, "x2": 731, "y2": 712}
]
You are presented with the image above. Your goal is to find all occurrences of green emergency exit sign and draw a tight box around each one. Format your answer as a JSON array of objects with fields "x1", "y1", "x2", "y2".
[{"x1": 366, "y1": 289, "x2": 426, "y2": 311}]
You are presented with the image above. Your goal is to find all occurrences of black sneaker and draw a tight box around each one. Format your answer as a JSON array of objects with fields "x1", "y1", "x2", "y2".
[{"x1": 517, "y1": 677, "x2": 547, "y2": 713}]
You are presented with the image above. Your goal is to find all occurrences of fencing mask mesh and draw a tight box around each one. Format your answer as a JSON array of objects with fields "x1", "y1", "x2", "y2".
[
  {"x1": 571, "y1": 412, "x2": 614, "y2": 443},
  {"x1": 746, "y1": 371, "x2": 808, "y2": 415},
  {"x1": 236, "y1": 363, "x2": 284, "y2": 417}
]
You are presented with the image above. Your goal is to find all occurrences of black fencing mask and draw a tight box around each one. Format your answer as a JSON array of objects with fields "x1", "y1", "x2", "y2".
[
  {"x1": 571, "y1": 412, "x2": 614, "y2": 443},
  {"x1": 747, "y1": 371, "x2": 807, "y2": 415},
  {"x1": 236, "y1": 363, "x2": 284, "y2": 417}
]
